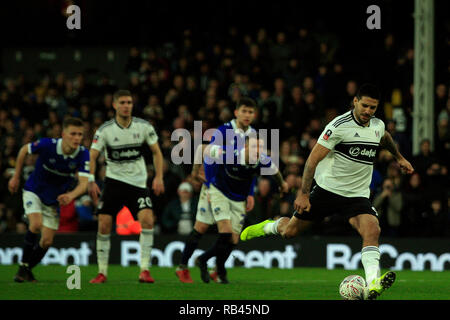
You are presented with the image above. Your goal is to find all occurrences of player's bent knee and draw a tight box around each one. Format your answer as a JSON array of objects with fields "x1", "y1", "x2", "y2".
[
  {"x1": 140, "y1": 219, "x2": 154, "y2": 229},
  {"x1": 97, "y1": 214, "x2": 113, "y2": 234},
  {"x1": 138, "y1": 210, "x2": 154, "y2": 229},
  {"x1": 98, "y1": 223, "x2": 112, "y2": 235},
  {"x1": 40, "y1": 238, "x2": 53, "y2": 249},
  {"x1": 29, "y1": 222, "x2": 42, "y2": 233},
  {"x1": 194, "y1": 222, "x2": 210, "y2": 234}
]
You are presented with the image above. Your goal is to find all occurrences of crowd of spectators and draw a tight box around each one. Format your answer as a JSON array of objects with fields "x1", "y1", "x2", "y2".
[{"x1": 0, "y1": 26, "x2": 449, "y2": 237}]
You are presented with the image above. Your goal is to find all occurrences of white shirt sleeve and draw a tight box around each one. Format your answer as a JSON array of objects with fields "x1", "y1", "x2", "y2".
[
  {"x1": 317, "y1": 122, "x2": 344, "y2": 150},
  {"x1": 145, "y1": 123, "x2": 159, "y2": 146},
  {"x1": 90, "y1": 129, "x2": 105, "y2": 152}
]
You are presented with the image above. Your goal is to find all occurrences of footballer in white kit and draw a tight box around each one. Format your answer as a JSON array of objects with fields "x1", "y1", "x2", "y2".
[
  {"x1": 240, "y1": 84, "x2": 414, "y2": 300},
  {"x1": 88, "y1": 90, "x2": 165, "y2": 284}
]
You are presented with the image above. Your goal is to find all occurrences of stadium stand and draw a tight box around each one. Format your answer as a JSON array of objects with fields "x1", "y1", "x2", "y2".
[{"x1": 0, "y1": 1, "x2": 448, "y2": 237}]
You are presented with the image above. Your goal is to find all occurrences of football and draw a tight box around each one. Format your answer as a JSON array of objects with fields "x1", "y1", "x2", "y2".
[{"x1": 339, "y1": 275, "x2": 367, "y2": 300}]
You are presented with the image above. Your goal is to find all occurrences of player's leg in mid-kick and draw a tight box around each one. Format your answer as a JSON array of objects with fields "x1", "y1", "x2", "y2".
[
  {"x1": 349, "y1": 213, "x2": 395, "y2": 299},
  {"x1": 240, "y1": 214, "x2": 312, "y2": 241}
]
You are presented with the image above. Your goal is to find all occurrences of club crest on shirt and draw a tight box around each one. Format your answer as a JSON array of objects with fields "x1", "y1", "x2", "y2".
[
  {"x1": 323, "y1": 129, "x2": 332, "y2": 140},
  {"x1": 69, "y1": 162, "x2": 77, "y2": 169}
]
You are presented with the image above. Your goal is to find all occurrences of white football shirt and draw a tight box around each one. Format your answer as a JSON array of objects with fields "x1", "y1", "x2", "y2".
[
  {"x1": 91, "y1": 117, "x2": 158, "y2": 188},
  {"x1": 315, "y1": 110, "x2": 385, "y2": 198}
]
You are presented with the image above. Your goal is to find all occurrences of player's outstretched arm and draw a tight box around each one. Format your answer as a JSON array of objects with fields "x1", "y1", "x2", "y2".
[
  {"x1": 272, "y1": 168, "x2": 289, "y2": 194},
  {"x1": 150, "y1": 142, "x2": 165, "y2": 195},
  {"x1": 203, "y1": 144, "x2": 223, "y2": 159},
  {"x1": 87, "y1": 148, "x2": 101, "y2": 205},
  {"x1": 57, "y1": 175, "x2": 89, "y2": 206},
  {"x1": 293, "y1": 143, "x2": 330, "y2": 213},
  {"x1": 380, "y1": 131, "x2": 414, "y2": 174},
  {"x1": 191, "y1": 143, "x2": 207, "y2": 182},
  {"x1": 8, "y1": 144, "x2": 29, "y2": 194}
]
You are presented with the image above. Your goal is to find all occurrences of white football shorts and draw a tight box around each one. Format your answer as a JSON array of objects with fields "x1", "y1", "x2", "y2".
[
  {"x1": 195, "y1": 184, "x2": 215, "y2": 225},
  {"x1": 207, "y1": 183, "x2": 246, "y2": 234},
  {"x1": 22, "y1": 190, "x2": 59, "y2": 230}
]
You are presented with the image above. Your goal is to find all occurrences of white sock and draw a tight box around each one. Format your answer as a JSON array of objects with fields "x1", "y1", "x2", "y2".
[
  {"x1": 263, "y1": 218, "x2": 281, "y2": 235},
  {"x1": 140, "y1": 228, "x2": 154, "y2": 271},
  {"x1": 361, "y1": 246, "x2": 381, "y2": 287},
  {"x1": 96, "y1": 233, "x2": 111, "y2": 276}
]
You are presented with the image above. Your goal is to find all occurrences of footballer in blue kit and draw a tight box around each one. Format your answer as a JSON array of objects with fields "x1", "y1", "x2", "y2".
[
  {"x1": 8, "y1": 117, "x2": 90, "y2": 282},
  {"x1": 176, "y1": 97, "x2": 263, "y2": 283},
  {"x1": 195, "y1": 134, "x2": 288, "y2": 283}
]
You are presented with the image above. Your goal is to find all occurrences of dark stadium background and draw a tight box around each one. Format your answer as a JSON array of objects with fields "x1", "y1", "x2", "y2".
[{"x1": 0, "y1": 0, "x2": 449, "y2": 246}]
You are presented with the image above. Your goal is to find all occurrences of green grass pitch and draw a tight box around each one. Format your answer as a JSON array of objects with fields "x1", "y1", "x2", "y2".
[{"x1": 0, "y1": 265, "x2": 449, "y2": 300}]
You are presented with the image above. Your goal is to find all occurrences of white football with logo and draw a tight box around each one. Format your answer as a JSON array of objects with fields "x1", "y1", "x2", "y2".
[{"x1": 339, "y1": 275, "x2": 367, "y2": 300}]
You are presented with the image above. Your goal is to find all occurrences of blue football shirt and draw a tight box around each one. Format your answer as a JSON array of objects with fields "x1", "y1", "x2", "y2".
[
  {"x1": 205, "y1": 147, "x2": 273, "y2": 202},
  {"x1": 23, "y1": 138, "x2": 90, "y2": 206},
  {"x1": 203, "y1": 119, "x2": 256, "y2": 189}
]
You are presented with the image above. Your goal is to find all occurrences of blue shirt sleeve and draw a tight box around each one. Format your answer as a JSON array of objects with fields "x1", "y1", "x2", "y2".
[
  {"x1": 77, "y1": 149, "x2": 91, "y2": 177},
  {"x1": 29, "y1": 138, "x2": 52, "y2": 154},
  {"x1": 248, "y1": 177, "x2": 257, "y2": 196},
  {"x1": 210, "y1": 125, "x2": 227, "y2": 146}
]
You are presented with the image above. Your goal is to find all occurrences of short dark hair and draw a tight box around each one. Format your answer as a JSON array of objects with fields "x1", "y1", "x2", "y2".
[
  {"x1": 63, "y1": 117, "x2": 84, "y2": 129},
  {"x1": 113, "y1": 89, "x2": 132, "y2": 101},
  {"x1": 236, "y1": 97, "x2": 256, "y2": 110},
  {"x1": 356, "y1": 83, "x2": 380, "y2": 101}
]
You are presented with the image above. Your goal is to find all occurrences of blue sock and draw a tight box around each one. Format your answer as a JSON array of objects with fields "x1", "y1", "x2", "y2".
[
  {"x1": 29, "y1": 245, "x2": 48, "y2": 269},
  {"x1": 21, "y1": 230, "x2": 38, "y2": 266},
  {"x1": 180, "y1": 229, "x2": 203, "y2": 266}
]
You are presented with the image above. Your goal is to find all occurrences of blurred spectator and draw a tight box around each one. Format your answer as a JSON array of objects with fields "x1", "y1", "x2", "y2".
[
  {"x1": 401, "y1": 172, "x2": 428, "y2": 236},
  {"x1": 256, "y1": 88, "x2": 278, "y2": 129},
  {"x1": 161, "y1": 182, "x2": 198, "y2": 234},
  {"x1": 386, "y1": 119, "x2": 411, "y2": 160},
  {"x1": 271, "y1": 77, "x2": 287, "y2": 119},
  {"x1": 373, "y1": 178, "x2": 403, "y2": 237},
  {"x1": 340, "y1": 80, "x2": 358, "y2": 113},
  {"x1": 0, "y1": 19, "x2": 448, "y2": 238},
  {"x1": 435, "y1": 98, "x2": 450, "y2": 160},
  {"x1": 75, "y1": 195, "x2": 97, "y2": 232},
  {"x1": 423, "y1": 162, "x2": 448, "y2": 205},
  {"x1": 269, "y1": 32, "x2": 292, "y2": 75},
  {"x1": 282, "y1": 85, "x2": 310, "y2": 139},
  {"x1": 435, "y1": 83, "x2": 447, "y2": 112},
  {"x1": 58, "y1": 200, "x2": 78, "y2": 233},
  {"x1": 421, "y1": 198, "x2": 448, "y2": 237},
  {"x1": 412, "y1": 139, "x2": 437, "y2": 177}
]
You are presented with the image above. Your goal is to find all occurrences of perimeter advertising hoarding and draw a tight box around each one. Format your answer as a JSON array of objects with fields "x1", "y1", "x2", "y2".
[{"x1": 0, "y1": 234, "x2": 449, "y2": 271}]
